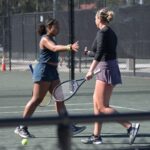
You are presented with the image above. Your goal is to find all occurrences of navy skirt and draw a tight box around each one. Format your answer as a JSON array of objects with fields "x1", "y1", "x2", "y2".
[
  {"x1": 33, "y1": 63, "x2": 59, "y2": 82},
  {"x1": 95, "y1": 60, "x2": 122, "y2": 85}
]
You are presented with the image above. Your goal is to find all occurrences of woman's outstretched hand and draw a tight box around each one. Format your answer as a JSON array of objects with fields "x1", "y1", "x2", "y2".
[{"x1": 71, "y1": 41, "x2": 79, "y2": 52}]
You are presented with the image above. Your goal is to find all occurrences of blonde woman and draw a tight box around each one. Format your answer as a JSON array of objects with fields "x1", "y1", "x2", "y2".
[{"x1": 81, "y1": 8, "x2": 140, "y2": 145}]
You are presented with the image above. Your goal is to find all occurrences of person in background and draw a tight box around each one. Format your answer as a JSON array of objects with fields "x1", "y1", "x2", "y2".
[
  {"x1": 14, "y1": 18, "x2": 86, "y2": 138},
  {"x1": 81, "y1": 8, "x2": 140, "y2": 145}
]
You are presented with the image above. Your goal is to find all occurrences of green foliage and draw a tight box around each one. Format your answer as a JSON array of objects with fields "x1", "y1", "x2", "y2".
[{"x1": 0, "y1": 0, "x2": 54, "y2": 15}]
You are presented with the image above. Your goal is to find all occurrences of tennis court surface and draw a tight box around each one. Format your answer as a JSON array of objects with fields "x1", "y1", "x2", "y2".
[{"x1": 0, "y1": 70, "x2": 150, "y2": 150}]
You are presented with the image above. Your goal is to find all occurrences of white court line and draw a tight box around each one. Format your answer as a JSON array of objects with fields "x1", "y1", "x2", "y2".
[
  {"x1": 111, "y1": 105, "x2": 148, "y2": 112},
  {"x1": 0, "y1": 103, "x2": 148, "y2": 114}
]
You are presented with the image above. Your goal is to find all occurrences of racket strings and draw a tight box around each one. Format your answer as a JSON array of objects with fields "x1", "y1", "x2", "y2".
[{"x1": 53, "y1": 81, "x2": 79, "y2": 101}]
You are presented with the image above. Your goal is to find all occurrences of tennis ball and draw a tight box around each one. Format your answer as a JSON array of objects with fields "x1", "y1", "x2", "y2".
[{"x1": 21, "y1": 138, "x2": 28, "y2": 145}]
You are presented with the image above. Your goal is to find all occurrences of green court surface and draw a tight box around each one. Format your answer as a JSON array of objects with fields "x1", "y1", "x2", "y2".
[{"x1": 0, "y1": 70, "x2": 150, "y2": 150}]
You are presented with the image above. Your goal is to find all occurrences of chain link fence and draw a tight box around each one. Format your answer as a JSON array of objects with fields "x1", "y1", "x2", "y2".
[{"x1": 0, "y1": 0, "x2": 150, "y2": 73}]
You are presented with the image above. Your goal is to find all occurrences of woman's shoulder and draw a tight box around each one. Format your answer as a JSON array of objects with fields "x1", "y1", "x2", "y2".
[
  {"x1": 41, "y1": 35, "x2": 54, "y2": 41},
  {"x1": 100, "y1": 26, "x2": 116, "y2": 36},
  {"x1": 40, "y1": 35, "x2": 57, "y2": 45},
  {"x1": 40, "y1": 34, "x2": 48, "y2": 40},
  {"x1": 96, "y1": 29, "x2": 106, "y2": 37},
  {"x1": 101, "y1": 26, "x2": 110, "y2": 32}
]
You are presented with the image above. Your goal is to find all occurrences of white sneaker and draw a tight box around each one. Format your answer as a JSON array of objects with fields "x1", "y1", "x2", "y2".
[
  {"x1": 128, "y1": 123, "x2": 140, "y2": 145},
  {"x1": 81, "y1": 134, "x2": 102, "y2": 144},
  {"x1": 14, "y1": 126, "x2": 35, "y2": 138}
]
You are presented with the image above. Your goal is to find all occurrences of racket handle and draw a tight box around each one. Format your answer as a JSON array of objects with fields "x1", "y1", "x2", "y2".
[{"x1": 29, "y1": 64, "x2": 33, "y2": 74}]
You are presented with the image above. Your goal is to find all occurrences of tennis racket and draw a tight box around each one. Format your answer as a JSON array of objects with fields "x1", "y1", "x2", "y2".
[
  {"x1": 52, "y1": 69, "x2": 101, "y2": 102},
  {"x1": 29, "y1": 64, "x2": 51, "y2": 107}
]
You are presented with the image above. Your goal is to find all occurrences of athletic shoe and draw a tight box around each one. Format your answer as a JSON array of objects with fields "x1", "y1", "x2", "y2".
[
  {"x1": 81, "y1": 134, "x2": 102, "y2": 144},
  {"x1": 71, "y1": 125, "x2": 86, "y2": 135},
  {"x1": 127, "y1": 123, "x2": 140, "y2": 145},
  {"x1": 14, "y1": 126, "x2": 35, "y2": 138}
]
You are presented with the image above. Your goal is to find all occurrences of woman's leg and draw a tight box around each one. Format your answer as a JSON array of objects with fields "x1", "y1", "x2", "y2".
[
  {"x1": 49, "y1": 79, "x2": 67, "y2": 115},
  {"x1": 93, "y1": 80, "x2": 109, "y2": 136},
  {"x1": 23, "y1": 81, "x2": 50, "y2": 118},
  {"x1": 14, "y1": 81, "x2": 50, "y2": 138},
  {"x1": 93, "y1": 80, "x2": 131, "y2": 137},
  {"x1": 49, "y1": 79, "x2": 86, "y2": 135}
]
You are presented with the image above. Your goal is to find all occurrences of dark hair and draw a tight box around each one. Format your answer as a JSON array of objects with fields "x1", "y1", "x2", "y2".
[
  {"x1": 37, "y1": 18, "x2": 58, "y2": 36},
  {"x1": 37, "y1": 23, "x2": 46, "y2": 36},
  {"x1": 45, "y1": 18, "x2": 58, "y2": 27}
]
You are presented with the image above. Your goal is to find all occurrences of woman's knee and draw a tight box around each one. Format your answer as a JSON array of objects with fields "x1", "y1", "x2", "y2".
[
  {"x1": 93, "y1": 101, "x2": 106, "y2": 113},
  {"x1": 99, "y1": 107, "x2": 107, "y2": 113},
  {"x1": 55, "y1": 101, "x2": 66, "y2": 111},
  {"x1": 100, "y1": 107, "x2": 116, "y2": 114},
  {"x1": 93, "y1": 96, "x2": 102, "y2": 109},
  {"x1": 56, "y1": 101, "x2": 64, "y2": 106}
]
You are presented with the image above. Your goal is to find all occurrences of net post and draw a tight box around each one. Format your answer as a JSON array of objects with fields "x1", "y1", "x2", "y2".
[
  {"x1": 68, "y1": 0, "x2": 75, "y2": 80},
  {"x1": 57, "y1": 113, "x2": 72, "y2": 150}
]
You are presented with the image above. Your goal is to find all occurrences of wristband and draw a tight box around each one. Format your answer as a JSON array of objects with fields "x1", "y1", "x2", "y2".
[{"x1": 66, "y1": 44, "x2": 72, "y2": 51}]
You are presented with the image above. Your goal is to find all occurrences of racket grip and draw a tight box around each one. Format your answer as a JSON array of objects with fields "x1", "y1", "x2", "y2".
[{"x1": 29, "y1": 64, "x2": 33, "y2": 74}]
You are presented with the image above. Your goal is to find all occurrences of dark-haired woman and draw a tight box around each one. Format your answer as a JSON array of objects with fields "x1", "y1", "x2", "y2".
[{"x1": 14, "y1": 18, "x2": 86, "y2": 138}]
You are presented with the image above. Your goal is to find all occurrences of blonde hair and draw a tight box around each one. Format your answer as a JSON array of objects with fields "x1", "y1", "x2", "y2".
[{"x1": 96, "y1": 8, "x2": 114, "y2": 23}]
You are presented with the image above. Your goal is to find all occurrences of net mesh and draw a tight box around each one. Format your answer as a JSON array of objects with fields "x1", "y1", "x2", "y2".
[{"x1": 0, "y1": 112, "x2": 149, "y2": 150}]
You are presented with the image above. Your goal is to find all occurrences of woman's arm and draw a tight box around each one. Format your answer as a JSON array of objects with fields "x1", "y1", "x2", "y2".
[
  {"x1": 40, "y1": 36, "x2": 79, "y2": 52},
  {"x1": 94, "y1": 31, "x2": 105, "y2": 61},
  {"x1": 85, "y1": 60, "x2": 99, "y2": 80},
  {"x1": 85, "y1": 31, "x2": 104, "y2": 80}
]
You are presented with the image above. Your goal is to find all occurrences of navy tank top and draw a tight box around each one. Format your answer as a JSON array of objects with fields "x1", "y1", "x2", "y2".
[{"x1": 38, "y1": 35, "x2": 59, "y2": 63}]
